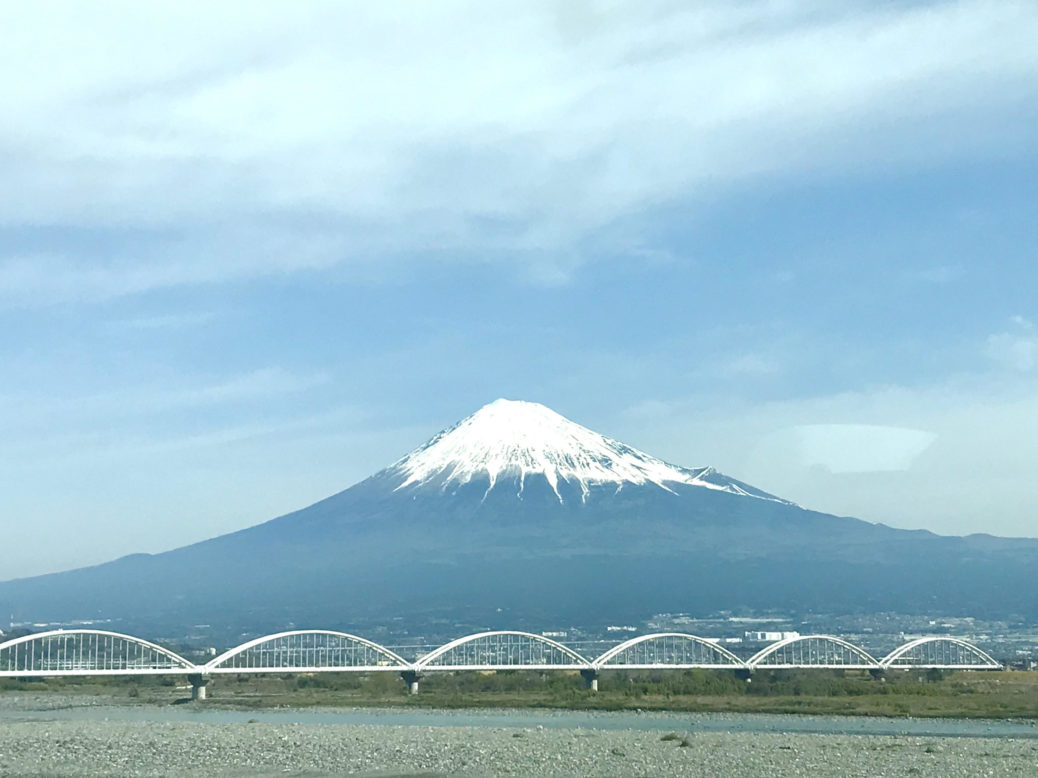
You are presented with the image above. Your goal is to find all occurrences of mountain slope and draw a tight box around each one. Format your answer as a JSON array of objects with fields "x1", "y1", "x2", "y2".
[{"x1": 3, "y1": 398, "x2": 1038, "y2": 636}]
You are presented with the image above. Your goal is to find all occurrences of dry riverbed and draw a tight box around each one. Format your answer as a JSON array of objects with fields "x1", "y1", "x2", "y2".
[
  {"x1": 2, "y1": 692, "x2": 1038, "y2": 776},
  {"x1": 1, "y1": 718, "x2": 1038, "y2": 777}
]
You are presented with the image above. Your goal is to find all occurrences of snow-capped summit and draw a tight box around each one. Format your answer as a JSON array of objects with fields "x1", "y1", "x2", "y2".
[{"x1": 388, "y1": 398, "x2": 785, "y2": 503}]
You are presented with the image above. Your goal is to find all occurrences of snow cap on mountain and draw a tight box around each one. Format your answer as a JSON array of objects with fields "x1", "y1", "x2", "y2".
[{"x1": 389, "y1": 398, "x2": 782, "y2": 503}]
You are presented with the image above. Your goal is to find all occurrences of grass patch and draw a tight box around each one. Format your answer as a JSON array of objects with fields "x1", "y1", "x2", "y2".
[{"x1": 3, "y1": 669, "x2": 1038, "y2": 719}]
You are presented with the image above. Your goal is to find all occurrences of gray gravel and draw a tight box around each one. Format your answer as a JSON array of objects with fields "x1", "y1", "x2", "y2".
[{"x1": 1, "y1": 719, "x2": 1037, "y2": 777}]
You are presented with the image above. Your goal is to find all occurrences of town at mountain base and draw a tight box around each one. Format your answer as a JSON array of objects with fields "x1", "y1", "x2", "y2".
[{"x1": 3, "y1": 399, "x2": 1038, "y2": 635}]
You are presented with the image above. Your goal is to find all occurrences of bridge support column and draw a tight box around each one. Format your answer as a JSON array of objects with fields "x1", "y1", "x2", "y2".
[
  {"x1": 580, "y1": 669, "x2": 599, "y2": 692},
  {"x1": 400, "y1": 670, "x2": 421, "y2": 695},
  {"x1": 187, "y1": 673, "x2": 209, "y2": 702},
  {"x1": 869, "y1": 668, "x2": 886, "y2": 680},
  {"x1": 735, "y1": 668, "x2": 753, "y2": 683}
]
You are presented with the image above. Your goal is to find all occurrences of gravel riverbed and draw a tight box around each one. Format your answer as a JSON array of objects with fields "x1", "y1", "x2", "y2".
[{"x1": 1, "y1": 718, "x2": 1037, "y2": 777}]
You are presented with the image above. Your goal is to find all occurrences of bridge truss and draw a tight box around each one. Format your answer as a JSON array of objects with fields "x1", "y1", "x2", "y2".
[
  {"x1": 593, "y1": 633, "x2": 744, "y2": 670},
  {"x1": 205, "y1": 630, "x2": 409, "y2": 674},
  {"x1": 0, "y1": 629, "x2": 195, "y2": 677},
  {"x1": 748, "y1": 635, "x2": 881, "y2": 670},
  {"x1": 880, "y1": 637, "x2": 1001, "y2": 670},
  {"x1": 416, "y1": 631, "x2": 590, "y2": 671}
]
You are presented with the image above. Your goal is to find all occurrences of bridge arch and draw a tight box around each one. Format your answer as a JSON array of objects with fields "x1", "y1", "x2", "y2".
[
  {"x1": 593, "y1": 633, "x2": 746, "y2": 669},
  {"x1": 881, "y1": 637, "x2": 1001, "y2": 670},
  {"x1": 749, "y1": 635, "x2": 880, "y2": 669},
  {"x1": 0, "y1": 629, "x2": 195, "y2": 676},
  {"x1": 416, "y1": 631, "x2": 590, "y2": 670},
  {"x1": 206, "y1": 630, "x2": 409, "y2": 673}
]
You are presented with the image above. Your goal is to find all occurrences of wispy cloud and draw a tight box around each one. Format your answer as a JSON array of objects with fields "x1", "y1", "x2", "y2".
[
  {"x1": 717, "y1": 353, "x2": 783, "y2": 379},
  {"x1": 615, "y1": 370, "x2": 1038, "y2": 537},
  {"x1": 910, "y1": 265, "x2": 966, "y2": 285},
  {"x1": 1, "y1": 1, "x2": 1036, "y2": 303},
  {"x1": 986, "y1": 316, "x2": 1038, "y2": 372},
  {"x1": 0, "y1": 224, "x2": 349, "y2": 307},
  {"x1": 108, "y1": 311, "x2": 217, "y2": 331},
  {"x1": 0, "y1": 367, "x2": 328, "y2": 432},
  {"x1": 781, "y1": 423, "x2": 937, "y2": 474}
]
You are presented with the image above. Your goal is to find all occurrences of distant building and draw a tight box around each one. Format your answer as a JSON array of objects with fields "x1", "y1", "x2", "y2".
[{"x1": 745, "y1": 631, "x2": 800, "y2": 642}]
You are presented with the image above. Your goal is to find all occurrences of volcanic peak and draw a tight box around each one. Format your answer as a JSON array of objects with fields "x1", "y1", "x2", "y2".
[{"x1": 388, "y1": 398, "x2": 780, "y2": 504}]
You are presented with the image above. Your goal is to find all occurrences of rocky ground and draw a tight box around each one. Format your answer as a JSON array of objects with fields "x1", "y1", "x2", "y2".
[{"x1": 1, "y1": 719, "x2": 1037, "y2": 777}]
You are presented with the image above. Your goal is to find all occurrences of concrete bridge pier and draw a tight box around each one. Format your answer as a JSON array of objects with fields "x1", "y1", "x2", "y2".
[
  {"x1": 400, "y1": 670, "x2": 421, "y2": 694},
  {"x1": 187, "y1": 673, "x2": 209, "y2": 702},
  {"x1": 580, "y1": 668, "x2": 599, "y2": 692},
  {"x1": 734, "y1": 668, "x2": 753, "y2": 683},
  {"x1": 869, "y1": 668, "x2": 886, "y2": 680}
]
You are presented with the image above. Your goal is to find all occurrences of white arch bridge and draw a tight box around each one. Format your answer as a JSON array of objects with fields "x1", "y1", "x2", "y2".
[{"x1": 0, "y1": 629, "x2": 1001, "y2": 698}]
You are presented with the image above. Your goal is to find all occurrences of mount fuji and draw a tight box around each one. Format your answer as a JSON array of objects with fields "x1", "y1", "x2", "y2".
[
  {"x1": 3, "y1": 398, "x2": 1038, "y2": 635},
  {"x1": 388, "y1": 398, "x2": 786, "y2": 504}
]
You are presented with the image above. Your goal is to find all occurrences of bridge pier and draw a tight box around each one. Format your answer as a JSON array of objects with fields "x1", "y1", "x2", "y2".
[
  {"x1": 869, "y1": 668, "x2": 886, "y2": 680},
  {"x1": 187, "y1": 673, "x2": 209, "y2": 702},
  {"x1": 580, "y1": 669, "x2": 599, "y2": 692},
  {"x1": 400, "y1": 670, "x2": 421, "y2": 695},
  {"x1": 734, "y1": 668, "x2": 753, "y2": 682}
]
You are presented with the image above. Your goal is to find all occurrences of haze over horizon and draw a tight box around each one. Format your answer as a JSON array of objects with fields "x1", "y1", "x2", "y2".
[{"x1": 3, "y1": 1, "x2": 1038, "y2": 580}]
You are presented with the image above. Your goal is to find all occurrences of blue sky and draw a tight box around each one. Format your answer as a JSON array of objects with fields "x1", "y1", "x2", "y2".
[{"x1": 2, "y1": 1, "x2": 1038, "y2": 579}]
